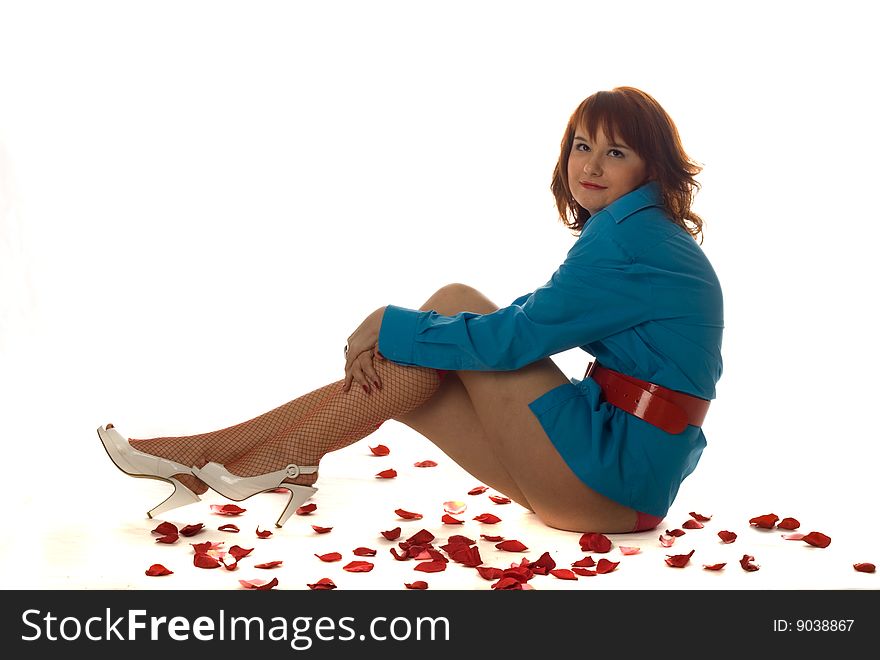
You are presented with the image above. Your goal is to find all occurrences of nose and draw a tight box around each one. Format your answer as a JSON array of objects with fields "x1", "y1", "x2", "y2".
[{"x1": 582, "y1": 153, "x2": 602, "y2": 176}]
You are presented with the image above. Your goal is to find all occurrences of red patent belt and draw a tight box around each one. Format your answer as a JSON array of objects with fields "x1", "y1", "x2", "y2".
[{"x1": 585, "y1": 361, "x2": 710, "y2": 435}]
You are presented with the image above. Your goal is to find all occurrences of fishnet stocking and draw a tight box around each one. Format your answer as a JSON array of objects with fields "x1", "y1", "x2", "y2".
[{"x1": 128, "y1": 360, "x2": 443, "y2": 493}]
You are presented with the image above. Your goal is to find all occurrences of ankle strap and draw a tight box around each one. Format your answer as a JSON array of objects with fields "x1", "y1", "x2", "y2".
[{"x1": 285, "y1": 464, "x2": 319, "y2": 478}]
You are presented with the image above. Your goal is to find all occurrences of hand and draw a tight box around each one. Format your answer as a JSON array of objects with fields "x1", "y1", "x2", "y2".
[{"x1": 343, "y1": 306, "x2": 387, "y2": 393}]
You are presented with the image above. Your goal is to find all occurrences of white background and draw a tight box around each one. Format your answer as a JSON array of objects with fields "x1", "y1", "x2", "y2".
[{"x1": 1, "y1": 0, "x2": 878, "y2": 576}]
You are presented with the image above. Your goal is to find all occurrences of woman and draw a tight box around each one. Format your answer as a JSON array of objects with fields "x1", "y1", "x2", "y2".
[{"x1": 98, "y1": 86, "x2": 723, "y2": 534}]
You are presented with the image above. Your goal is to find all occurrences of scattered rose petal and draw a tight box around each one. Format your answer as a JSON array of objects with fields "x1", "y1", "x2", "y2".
[
  {"x1": 194, "y1": 554, "x2": 221, "y2": 569},
  {"x1": 619, "y1": 546, "x2": 641, "y2": 555},
  {"x1": 381, "y1": 527, "x2": 402, "y2": 541},
  {"x1": 156, "y1": 533, "x2": 179, "y2": 544},
  {"x1": 151, "y1": 522, "x2": 178, "y2": 536},
  {"x1": 179, "y1": 523, "x2": 204, "y2": 537},
  {"x1": 218, "y1": 524, "x2": 240, "y2": 533},
  {"x1": 376, "y1": 469, "x2": 397, "y2": 479},
  {"x1": 777, "y1": 517, "x2": 800, "y2": 530},
  {"x1": 447, "y1": 545, "x2": 482, "y2": 567},
  {"x1": 718, "y1": 530, "x2": 737, "y2": 544},
  {"x1": 307, "y1": 578, "x2": 337, "y2": 590},
  {"x1": 229, "y1": 546, "x2": 254, "y2": 561},
  {"x1": 414, "y1": 460, "x2": 437, "y2": 467},
  {"x1": 703, "y1": 563, "x2": 726, "y2": 570},
  {"x1": 476, "y1": 566, "x2": 504, "y2": 580},
  {"x1": 854, "y1": 563, "x2": 876, "y2": 573},
  {"x1": 740, "y1": 554, "x2": 760, "y2": 571},
  {"x1": 312, "y1": 525, "x2": 333, "y2": 534},
  {"x1": 239, "y1": 577, "x2": 278, "y2": 590},
  {"x1": 353, "y1": 547, "x2": 377, "y2": 556},
  {"x1": 473, "y1": 513, "x2": 501, "y2": 524},
  {"x1": 256, "y1": 527, "x2": 273, "y2": 539},
  {"x1": 571, "y1": 556, "x2": 596, "y2": 568},
  {"x1": 414, "y1": 560, "x2": 446, "y2": 573},
  {"x1": 315, "y1": 552, "x2": 342, "y2": 562},
  {"x1": 222, "y1": 557, "x2": 239, "y2": 571},
  {"x1": 782, "y1": 533, "x2": 806, "y2": 541},
  {"x1": 343, "y1": 560, "x2": 374, "y2": 573},
  {"x1": 145, "y1": 564, "x2": 173, "y2": 576},
  {"x1": 689, "y1": 512, "x2": 712, "y2": 522},
  {"x1": 395, "y1": 508, "x2": 423, "y2": 520},
  {"x1": 579, "y1": 532, "x2": 612, "y2": 553},
  {"x1": 390, "y1": 548, "x2": 409, "y2": 561},
  {"x1": 441, "y1": 514, "x2": 464, "y2": 525},
  {"x1": 550, "y1": 569, "x2": 577, "y2": 580},
  {"x1": 749, "y1": 513, "x2": 779, "y2": 529},
  {"x1": 572, "y1": 567, "x2": 597, "y2": 577},
  {"x1": 489, "y1": 495, "x2": 511, "y2": 505},
  {"x1": 447, "y1": 534, "x2": 475, "y2": 545},
  {"x1": 801, "y1": 531, "x2": 831, "y2": 548},
  {"x1": 468, "y1": 486, "x2": 488, "y2": 495},
  {"x1": 406, "y1": 529, "x2": 435, "y2": 545},
  {"x1": 665, "y1": 550, "x2": 695, "y2": 568},
  {"x1": 370, "y1": 444, "x2": 390, "y2": 456},
  {"x1": 682, "y1": 520, "x2": 703, "y2": 530},
  {"x1": 481, "y1": 534, "x2": 504, "y2": 542},
  {"x1": 491, "y1": 577, "x2": 524, "y2": 590},
  {"x1": 254, "y1": 561, "x2": 283, "y2": 569},
  {"x1": 210, "y1": 504, "x2": 247, "y2": 516},
  {"x1": 659, "y1": 534, "x2": 675, "y2": 547},
  {"x1": 495, "y1": 539, "x2": 528, "y2": 552},
  {"x1": 443, "y1": 501, "x2": 467, "y2": 515},
  {"x1": 529, "y1": 552, "x2": 556, "y2": 575},
  {"x1": 296, "y1": 503, "x2": 317, "y2": 515},
  {"x1": 666, "y1": 528, "x2": 686, "y2": 537},
  {"x1": 405, "y1": 581, "x2": 429, "y2": 589},
  {"x1": 596, "y1": 558, "x2": 619, "y2": 574}
]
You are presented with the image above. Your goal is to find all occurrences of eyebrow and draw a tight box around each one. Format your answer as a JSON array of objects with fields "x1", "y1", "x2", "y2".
[{"x1": 573, "y1": 135, "x2": 631, "y2": 149}]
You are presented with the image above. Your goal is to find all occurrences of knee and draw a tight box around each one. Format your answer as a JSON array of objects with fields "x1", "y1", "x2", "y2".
[{"x1": 422, "y1": 283, "x2": 497, "y2": 315}]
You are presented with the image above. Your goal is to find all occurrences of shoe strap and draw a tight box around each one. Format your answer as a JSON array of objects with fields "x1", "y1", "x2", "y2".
[{"x1": 284, "y1": 464, "x2": 319, "y2": 478}]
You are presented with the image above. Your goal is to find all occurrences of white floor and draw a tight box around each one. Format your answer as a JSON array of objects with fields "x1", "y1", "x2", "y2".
[{"x1": 2, "y1": 417, "x2": 876, "y2": 592}]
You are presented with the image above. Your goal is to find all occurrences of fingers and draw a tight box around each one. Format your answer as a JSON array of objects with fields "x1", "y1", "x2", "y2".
[{"x1": 342, "y1": 349, "x2": 382, "y2": 394}]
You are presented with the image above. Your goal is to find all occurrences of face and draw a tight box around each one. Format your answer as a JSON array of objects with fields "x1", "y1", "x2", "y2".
[{"x1": 567, "y1": 124, "x2": 649, "y2": 215}]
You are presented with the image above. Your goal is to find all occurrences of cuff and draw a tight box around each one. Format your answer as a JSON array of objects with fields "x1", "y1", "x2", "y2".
[{"x1": 378, "y1": 304, "x2": 423, "y2": 366}]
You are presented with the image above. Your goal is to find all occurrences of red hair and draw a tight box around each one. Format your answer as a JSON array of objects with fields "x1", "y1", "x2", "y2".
[{"x1": 550, "y1": 87, "x2": 704, "y2": 241}]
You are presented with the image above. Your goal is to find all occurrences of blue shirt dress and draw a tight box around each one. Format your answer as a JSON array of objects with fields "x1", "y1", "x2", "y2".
[{"x1": 377, "y1": 181, "x2": 724, "y2": 517}]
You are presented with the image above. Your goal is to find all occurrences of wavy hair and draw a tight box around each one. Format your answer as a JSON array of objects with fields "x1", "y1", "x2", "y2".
[{"x1": 550, "y1": 87, "x2": 704, "y2": 242}]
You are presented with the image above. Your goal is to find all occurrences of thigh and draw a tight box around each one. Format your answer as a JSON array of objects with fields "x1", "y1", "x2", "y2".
[
  {"x1": 393, "y1": 373, "x2": 532, "y2": 509},
  {"x1": 456, "y1": 360, "x2": 639, "y2": 533}
]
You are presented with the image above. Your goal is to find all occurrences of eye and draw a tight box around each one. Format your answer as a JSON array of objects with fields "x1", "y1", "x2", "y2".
[
  {"x1": 609, "y1": 149, "x2": 624, "y2": 157},
  {"x1": 574, "y1": 143, "x2": 590, "y2": 152}
]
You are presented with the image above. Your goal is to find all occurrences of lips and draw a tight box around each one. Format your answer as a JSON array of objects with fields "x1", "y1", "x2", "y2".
[{"x1": 579, "y1": 181, "x2": 607, "y2": 190}]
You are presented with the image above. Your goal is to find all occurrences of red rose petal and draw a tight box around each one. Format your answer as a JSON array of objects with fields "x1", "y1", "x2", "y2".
[
  {"x1": 689, "y1": 512, "x2": 712, "y2": 522},
  {"x1": 156, "y1": 533, "x2": 179, "y2": 544},
  {"x1": 376, "y1": 469, "x2": 397, "y2": 479},
  {"x1": 256, "y1": 527, "x2": 273, "y2": 539},
  {"x1": 579, "y1": 532, "x2": 612, "y2": 553},
  {"x1": 312, "y1": 525, "x2": 333, "y2": 534},
  {"x1": 782, "y1": 533, "x2": 806, "y2": 541},
  {"x1": 316, "y1": 552, "x2": 342, "y2": 562},
  {"x1": 239, "y1": 577, "x2": 278, "y2": 590},
  {"x1": 666, "y1": 528, "x2": 686, "y2": 537},
  {"x1": 572, "y1": 567, "x2": 597, "y2": 577},
  {"x1": 473, "y1": 513, "x2": 501, "y2": 524},
  {"x1": 307, "y1": 578, "x2": 337, "y2": 590},
  {"x1": 703, "y1": 563, "x2": 726, "y2": 570},
  {"x1": 414, "y1": 560, "x2": 447, "y2": 573},
  {"x1": 682, "y1": 520, "x2": 703, "y2": 530},
  {"x1": 447, "y1": 534, "x2": 475, "y2": 545},
  {"x1": 179, "y1": 523, "x2": 204, "y2": 537},
  {"x1": 343, "y1": 560, "x2": 374, "y2": 573},
  {"x1": 659, "y1": 534, "x2": 676, "y2": 547},
  {"x1": 740, "y1": 554, "x2": 760, "y2": 571},
  {"x1": 210, "y1": 504, "x2": 247, "y2": 516},
  {"x1": 801, "y1": 531, "x2": 831, "y2": 548},
  {"x1": 222, "y1": 557, "x2": 239, "y2": 571},
  {"x1": 749, "y1": 513, "x2": 779, "y2": 529},
  {"x1": 406, "y1": 529, "x2": 435, "y2": 545},
  {"x1": 476, "y1": 566, "x2": 504, "y2": 580},
  {"x1": 194, "y1": 553, "x2": 221, "y2": 569},
  {"x1": 254, "y1": 561, "x2": 283, "y2": 569},
  {"x1": 491, "y1": 577, "x2": 524, "y2": 590},
  {"x1": 718, "y1": 530, "x2": 737, "y2": 544},
  {"x1": 370, "y1": 444, "x2": 390, "y2": 456},
  {"x1": 151, "y1": 522, "x2": 178, "y2": 536},
  {"x1": 218, "y1": 524, "x2": 240, "y2": 533},
  {"x1": 390, "y1": 547, "x2": 409, "y2": 561},
  {"x1": 777, "y1": 517, "x2": 800, "y2": 530},
  {"x1": 468, "y1": 486, "x2": 489, "y2": 495},
  {"x1": 489, "y1": 495, "x2": 512, "y2": 505},
  {"x1": 619, "y1": 546, "x2": 641, "y2": 555},
  {"x1": 443, "y1": 501, "x2": 467, "y2": 515},
  {"x1": 145, "y1": 563, "x2": 173, "y2": 576},
  {"x1": 381, "y1": 527, "x2": 402, "y2": 541},
  {"x1": 414, "y1": 460, "x2": 437, "y2": 467},
  {"x1": 296, "y1": 503, "x2": 317, "y2": 515},
  {"x1": 441, "y1": 514, "x2": 464, "y2": 525},
  {"x1": 448, "y1": 546, "x2": 482, "y2": 568},
  {"x1": 596, "y1": 558, "x2": 619, "y2": 574},
  {"x1": 353, "y1": 547, "x2": 377, "y2": 556},
  {"x1": 395, "y1": 508, "x2": 423, "y2": 520},
  {"x1": 529, "y1": 552, "x2": 556, "y2": 574},
  {"x1": 405, "y1": 581, "x2": 429, "y2": 589},
  {"x1": 665, "y1": 549, "x2": 695, "y2": 568},
  {"x1": 571, "y1": 556, "x2": 596, "y2": 568},
  {"x1": 495, "y1": 539, "x2": 528, "y2": 552},
  {"x1": 229, "y1": 545, "x2": 254, "y2": 561},
  {"x1": 550, "y1": 569, "x2": 577, "y2": 580},
  {"x1": 480, "y1": 534, "x2": 504, "y2": 542},
  {"x1": 854, "y1": 563, "x2": 876, "y2": 573}
]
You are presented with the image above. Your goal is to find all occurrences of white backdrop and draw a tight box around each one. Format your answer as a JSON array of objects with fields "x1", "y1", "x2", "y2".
[{"x1": 1, "y1": 0, "x2": 878, "y2": 547}]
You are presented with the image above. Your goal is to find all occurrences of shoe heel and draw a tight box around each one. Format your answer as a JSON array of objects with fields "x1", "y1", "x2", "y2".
[
  {"x1": 276, "y1": 484, "x2": 318, "y2": 528},
  {"x1": 147, "y1": 477, "x2": 201, "y2": 519}
]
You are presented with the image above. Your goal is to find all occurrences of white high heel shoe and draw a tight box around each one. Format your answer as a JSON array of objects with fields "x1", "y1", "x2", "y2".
[
  {"x1": 192, "y1": 462, "x2": 318, "y2": 528},
  {"x1": 97, "y1": 424, "x2": 201, "y2": 518}
]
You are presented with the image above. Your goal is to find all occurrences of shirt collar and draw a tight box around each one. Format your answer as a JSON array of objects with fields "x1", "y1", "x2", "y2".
[{"x1": 597, "y1": 180, "x2": 663, "y2": 224}]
